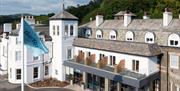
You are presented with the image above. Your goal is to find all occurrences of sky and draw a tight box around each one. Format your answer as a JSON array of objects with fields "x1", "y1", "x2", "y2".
[{"x1": 0, "y1": 0, "x2": 91, "y2": 15}]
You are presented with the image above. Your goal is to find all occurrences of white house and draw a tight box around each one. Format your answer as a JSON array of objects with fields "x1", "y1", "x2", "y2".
[{"x1": 0, "y1": 16, "x2": 52, "y2": 84}]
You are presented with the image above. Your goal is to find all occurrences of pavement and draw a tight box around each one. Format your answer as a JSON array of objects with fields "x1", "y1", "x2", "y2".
[
  {"x1": 65, "y1": 84, "x2": 92, "y2": 91},
  {"x1": 0, "y1": 75, "x2": 92, "y2": 91}
]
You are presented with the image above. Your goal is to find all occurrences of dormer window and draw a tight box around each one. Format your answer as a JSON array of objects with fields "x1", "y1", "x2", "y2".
[
  {"x1": 70, "y1": 25, "x2": 74, "y2": 36},
  {"x1": 96, "y1": 30, "x2": 103, "y2": 39},
  {"x1": 168, "y1": 34, "x2": 180, "y2": 47},
  {"x1": 85, "y1": 29, "x2": 92, "y2": 38},
  {"x1": 109, "y1": 30, "x2": 117, "y2": 40},
  {"x1": 145, "y1": 32, "x2": 155, "y2": 43},
  {"x1": 65, "y1": 25, "x2": 68, "y2": 36},
  {"x1": 126, "y1": 31, "x2": 134, "y2": 41}
]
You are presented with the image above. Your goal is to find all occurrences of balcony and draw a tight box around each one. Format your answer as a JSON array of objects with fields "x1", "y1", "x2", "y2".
[{"x1": 64, "y1": 54, "x2": 159, "y2": 88}]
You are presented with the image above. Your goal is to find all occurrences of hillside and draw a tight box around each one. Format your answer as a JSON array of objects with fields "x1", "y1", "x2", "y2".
[
  {"x1": 67, "y1": 0, "x2": 180, "y2": 24},
  {"x1": 1, "y1": 0, "x2": 180, "y2": 26}
]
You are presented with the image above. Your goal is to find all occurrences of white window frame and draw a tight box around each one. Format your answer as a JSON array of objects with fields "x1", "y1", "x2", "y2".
[
  {"x1": 67, "y1": 48, "x2": 72, "y2": 59},
  {"x1": 53, "y1": 25, "x2": 56, "y2": 35},
  {"x1": 64, "y1": 25, "x2": 69, "y2": 36},
  {"x1": 145, "y1": 32, "x2": 155, "y2": 43},
  {"x1": 33, "y1": 67, "x2": 39, "y2": 79},
  {"x1": 55, "y1": 69, "x2": 58, "y2": 75},
  {"x1": 3, "y1": 46, "x2": 7, "y2": 57},
  {"x1": 109, "y1": 55, "x2": 116, "y2": 66},
  {"x1": 168, "y1": 34, "x2": 180, "y2": 47},
  {"x1": 57, "y1": 25, "x2": 59, "y2": 36},
  {"x1": 126, "y1": 31, "x2": 134, "y2": 41},
  {"x1": 16, "y1": 69, "x2": 21, "y2": 80},
  {"x1": 33, "y1": 56, "x2": 39, "y2": 61},
  {"x1": 109, "y1": 30, "x2": 117, "y2": 40},
  {"x1": 15, "y1": 51, "x2": 21, "y2": 61},
  {"x1": 132, "y1": 60, "x2": 139, "y2": 72},
  {"x1": 170, "y1": 54, "x2": 179, "y2": 69},
  {"x1": 45, "y1": 65, "x2": 49, "y2": 76},
  {"x1": 70, "y1": 25, "x2": 74, "y2": 36},
  {"x1": 85, "y1": 29, "x2": 92, "y2": 38},
  {"x1": 96, "y1": 30, "x2": 103, "y2": 39}
]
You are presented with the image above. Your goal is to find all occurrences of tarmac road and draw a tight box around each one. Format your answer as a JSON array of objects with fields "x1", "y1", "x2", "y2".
[{"x1": 0, "y1": 86, "x2": 74, "y2": 91}]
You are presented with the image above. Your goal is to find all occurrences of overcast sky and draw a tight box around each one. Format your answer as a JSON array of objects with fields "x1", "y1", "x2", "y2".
[{"x1": 0, "y1": 0, "x2": 91, "y2": 15}]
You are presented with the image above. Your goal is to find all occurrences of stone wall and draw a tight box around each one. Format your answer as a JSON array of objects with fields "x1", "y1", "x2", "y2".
[
  {"x1": 160, "y1": 47, "x2": 180, "y2": 91},
  {"x1": 88, "y1": 28, "x2": 172, "y2": 46}
]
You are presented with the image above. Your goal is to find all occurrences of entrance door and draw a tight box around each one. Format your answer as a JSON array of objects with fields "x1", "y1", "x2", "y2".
[{"x1": 74, "y1": 71, "x2": 82, "y2": 85}]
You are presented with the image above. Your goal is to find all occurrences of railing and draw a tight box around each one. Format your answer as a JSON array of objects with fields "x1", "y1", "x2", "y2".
[{"x1": 65, "y1": 57, "x2": 147, "y2": 80}]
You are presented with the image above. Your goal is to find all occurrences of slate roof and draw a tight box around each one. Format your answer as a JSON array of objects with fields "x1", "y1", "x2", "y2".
[
  {"x1": 80, "y1": 19, "x2": 180, "y2": 32},
  {"x1": 9, "y1": 25, "x2": 52, "y2": 41},
  {"x1": 49, "y1": 11, "x2": 78, "y2": 20},
  {"x1": 73, "y1": 38, "x2": 162, "y2": 57}
]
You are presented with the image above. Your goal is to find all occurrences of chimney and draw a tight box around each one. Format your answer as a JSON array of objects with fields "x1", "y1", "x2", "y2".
[
  {"x1": 124, "y1": 10, "x2": 132, "y2": 27},
  {"x1": 3, "y1": 23, "x2": 12, "y2": 33},
  {"x1": 163, "y1": 8, "x2": 172, "y2": 26},
  {"x1": 143, "y1": 12, "x2": 150, "y2": 19},
  {"x1": 96, "y1": 14, "x2": 104, "y2": 27}
]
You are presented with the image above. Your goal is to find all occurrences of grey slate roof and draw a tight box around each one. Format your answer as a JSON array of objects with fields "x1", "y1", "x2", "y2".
[
  {"x1": 49, "y1": 11, "x2": 78, "y2": 20},
  {"x1": 80, "y1": 19, "x2": 180, "y2": 32},
  {"x1": 73, "y1": 38, "x2": 162, "y2": 57},
  {"x1": 9, "y1": 25, "x2": 52, "y2": 41}
]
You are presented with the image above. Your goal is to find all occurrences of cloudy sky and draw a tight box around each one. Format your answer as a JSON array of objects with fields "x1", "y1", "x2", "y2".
[{"x1": 0, "y1": 0, "x2": 91, "y2": 15}]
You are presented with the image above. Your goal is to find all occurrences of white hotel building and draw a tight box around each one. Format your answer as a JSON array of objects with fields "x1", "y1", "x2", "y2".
[{"x1": 1, "y1": 9, "x2": 180, "y2": 91}]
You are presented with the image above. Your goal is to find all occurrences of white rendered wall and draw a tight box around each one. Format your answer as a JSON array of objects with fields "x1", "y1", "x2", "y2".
[
  {"x1": 75, "y1": 47, "x2": 159, "y2": 76},
  {"x1": 50, "y1": 19, "x2": 78, "y2": 81},
  {"x1": 7, "y1": 36, "x2": 52, "y2": 84},
  {"x1": 0, "y1": 37, "x2": 8, "y2": 75},
  {"x1": 50, "y1": 20, "x2": 63, "y2": 81}
]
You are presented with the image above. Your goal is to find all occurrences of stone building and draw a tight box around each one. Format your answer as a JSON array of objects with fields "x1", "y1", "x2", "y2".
[{"x1": 77, "y1": 8, "x2": 180, "y2": 91}]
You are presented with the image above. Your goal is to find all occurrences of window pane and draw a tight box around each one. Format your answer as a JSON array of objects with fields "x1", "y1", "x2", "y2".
[
  {"x1": 53, "y1": 26, "x2": 55, "y2": 30},
  {"x1": 16, "y1": 69, "x2": 21, "y2": 80},
  {"x1": 33, "y1": 56, "x2": 39, "y2": 60},
  {"x1": 70, "y1": 30, "x2": 73, "y2": 36},
  {"x1": 175, "y1": 41, "x2": 178, "y2": 45},
  {"x1": 33, "y1": 67, "x2": 38, "y2": 78},
  {"x1": 136, "y1": 61, "x2": 139, "y2": 72},
  {"x1": 45, "y1": 66, "x2": 49, "y2": 76},
  {"x1": 67, "y1": 49, "x2": 72, "y2": 59},
  {"x1": 132, "y1": 60, "x2": 135, "y2": 71},
  {"x1": 16, "y1": 51, "x2": 21, "y2": 61},
  {"x1": 65, "y1": 25, "x2": 68, "y2": 36},
  {"x1": 113, "y1": 56, "x2": 116, "y2": 65},
  {"x1": 110, "y1": 56, "x2": 112, "y2": 65},
  {"x1": 170, "y1": 55, "x2": 179, "y2": 69},
  {"x1": 170, "y1": 40, "x2": 174, "y2": 45}
]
